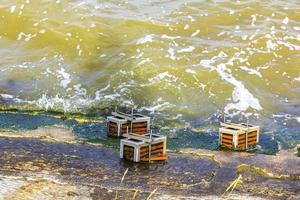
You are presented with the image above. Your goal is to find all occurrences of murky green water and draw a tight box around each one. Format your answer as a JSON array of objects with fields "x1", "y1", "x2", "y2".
[
  {"x1": 0, "y1": 111, "x2": 279, "y2": 154},
  {"x1": 0, "y1": 1, "x2": 299, "y2": 149}
]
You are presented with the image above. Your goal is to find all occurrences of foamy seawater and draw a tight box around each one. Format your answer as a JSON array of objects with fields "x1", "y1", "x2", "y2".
[{"x1": 0, "y1": 1, "x2": 299, "y2": 135}]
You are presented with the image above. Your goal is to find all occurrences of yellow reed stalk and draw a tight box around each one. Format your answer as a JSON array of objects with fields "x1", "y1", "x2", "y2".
[
  {"x1": 131, "y1": 190, "x2": 138, "y2": 200},
  {"x1": 146, "y1": 188, "x2": 158, "y2": 200},
  {"x1": 115, "y1": 168, "x2": 129, "y2": 200}
]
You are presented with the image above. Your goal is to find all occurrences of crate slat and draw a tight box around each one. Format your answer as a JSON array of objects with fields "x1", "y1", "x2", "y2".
[
  {"x1": 140, "y1": 149, "x2": 164, "y2": 157},
  {"x1": 140, "y1": 144, "x2": 164, "y2": 152},
  {"x1": 221, "y1": 138, "x2": 233, "y2": 144},
  {"x1": 222, "y1": 135, "x2": 233, "y2": 140},
  {"x1": 140, "y1": 155, "x2": 168, "y2": 162},
  {"x1": 221, "y1": 143, "x2": 233, "y2": 148}
]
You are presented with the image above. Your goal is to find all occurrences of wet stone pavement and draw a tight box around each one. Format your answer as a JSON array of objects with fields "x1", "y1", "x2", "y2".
[
  {"x1": 0, "y1": 137, "x2": 220, "y2": 198},
  {"x1": 0, "y1": 137, "x2": 299, "y2": 199}
]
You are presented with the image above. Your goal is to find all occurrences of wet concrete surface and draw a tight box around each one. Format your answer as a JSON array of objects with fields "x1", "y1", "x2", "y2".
[{"x1": 0, "y1": 137, "x2": 299, "y2": 199}]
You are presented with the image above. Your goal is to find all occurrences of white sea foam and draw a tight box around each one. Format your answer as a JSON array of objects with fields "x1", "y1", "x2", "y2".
[
  {"x1": 208, "y1": 90, "x2": 215, "y2": 98},
  {"x1": 95, "y1": 84, "x2": 110, "y2": 100},
  {"x1": 266, "y1": 40, "x2": 277, "y2": 52},
  {"x1": 161, "y1": 34, "x2": 180, "y2": 40},
  {"x1": 36, "y1": 94, "x2": 68, "y2": 111},
  {"x1": 217, "y1": 31, "x2": 230, "y2": 36},
  {"x1": 191, "y1": 29, "x2": 200, "y2": 37},
  {"x1": 76, "y1": 44, "x2": 82, "y2": 56},
  {"x1": 35, "y1": 93, "x2": 94, "y2": 112},
  {"x1": 240, "y1": 66, "x2": 262, "y2": 78},
  {"x1": 273, "y1": 114, "x2": 300, "y2": 124},
  {"x1": 187, "y1": 15, "x2": 195, "y2": 22},
  {"x1": 0, "y1": 94, "x2": 14, "y2": 99},
  {"x1": 200, "y1": 59, "x2": 213, "y2": 69},
  {"x1": 136, "y1": 34, "x2": 154, "y2": 44},
  {"x1": 280, "y1": 25, "x2": 286, "y2": 30},
  {"x1": 185, "y1": 69, "x2": 196, "y2": 74},
  {"x1": 184, "y1": 24, "x2": 189, "y2": 30},
  {"x1": 282, "y1": 17, "x2": 289, "y2": 25},
  {"x1": 177, "y1": 46, "x2": 195, "y2": 53},
  {"x1": 225, "y1": 85, "x2": 262, "y2": 115},
  {"x1": 74, "y1": 84, "x2": 87, "y2": 96},
  {"x1": 17, "y1": 32, "x2": 36, "y2": 42},
  {"x1": 242, "y1": 35, "x2": 248, "y2": 40},
  {"x1": 15, "y1": 64, "x2": 29, "y2": 69},
  {"x1": 251, "y1": 14, "x2": 257, "y2": 26},
  {"x1": 140, "y1": 102, "x2": 173, "y2": 113},
  {"x1": 137, "y1": 58, "x2": 151, "y2": 65},
  {"x1": 277, "y1": 40, "x2": 300, "y2": 50},
  {"x1": 10, "y1": 5, "x2": 16, "y2": 13},
  {"x1": 148, "y1": 72, "x2": 177, "y2": 83},
  {"x1": 167, "y1": 48, "x2": 176, "y2": 60},
  {"x1": 198, "y1": 83, "x2": 206, "y2": 90},
  {"x1": 103, "y1": 93, "x2": 121, "y2": 100},
  {"x1": 56, "y1": 68, "x2": 71, "y2": 88},
  {"x1": 200, "y1": 56, "x2": 262, "y2": 115},
  {"x1": 33, "y1": 17, "x2": 48, "y2": 27},
  {"x1": 39, "y1": 29, "x2": 46, "y2": 34}
]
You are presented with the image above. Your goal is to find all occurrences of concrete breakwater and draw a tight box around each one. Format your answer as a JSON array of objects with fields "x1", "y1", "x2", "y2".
[{"x1": 0, "y1": 136, "x2": 299, "y2": 199}]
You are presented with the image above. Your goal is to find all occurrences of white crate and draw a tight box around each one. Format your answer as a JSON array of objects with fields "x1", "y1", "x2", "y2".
[
  {"x1": 120, "y1": 133, "x2": 167, "y2": 162},
  {"x1": 219, "y1": 122, "x2": 260, "y2": 150},
  {"x1": 107, "y1": 112, "x2": 150, "y2": 137}
]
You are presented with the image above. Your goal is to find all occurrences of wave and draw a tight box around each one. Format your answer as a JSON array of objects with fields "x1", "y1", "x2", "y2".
[{"x1": 0, "y1": 0, "x2": 299, "y2": 124}]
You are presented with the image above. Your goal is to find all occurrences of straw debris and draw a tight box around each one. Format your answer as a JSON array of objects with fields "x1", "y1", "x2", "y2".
[
  {"x1": 223, "y1": 174, "x2": 243, "y2": 196},
  {"x1": 115, "y1": 168, "x2": 129, "y2": 200}
]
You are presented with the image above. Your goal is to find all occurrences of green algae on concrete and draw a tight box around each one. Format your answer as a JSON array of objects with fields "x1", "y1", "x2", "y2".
[{"x1": 237, "y1": 164, "x2": 300, "y2": 181}]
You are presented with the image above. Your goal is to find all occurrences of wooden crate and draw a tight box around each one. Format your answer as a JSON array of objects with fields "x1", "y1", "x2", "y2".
[
  {"x1": 120, "y1": 133, "x2": 167, "y2": 162},
  {"x1": 219, "y1": 122, "x2": 260, "y2": 150},
  {"x1": 107, "y1": 111, "x2": 150, "y2": 137}
]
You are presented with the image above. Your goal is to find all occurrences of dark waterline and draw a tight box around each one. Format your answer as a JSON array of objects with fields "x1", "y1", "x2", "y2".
[{"x1": 0, "y1": 111, "x2": 281, "y2": 154}]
